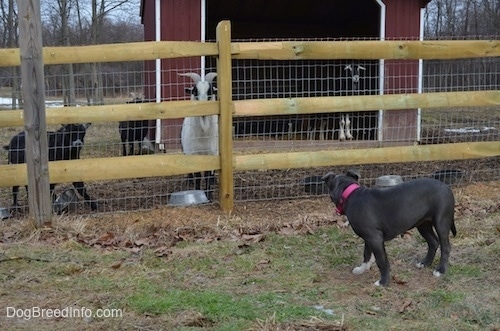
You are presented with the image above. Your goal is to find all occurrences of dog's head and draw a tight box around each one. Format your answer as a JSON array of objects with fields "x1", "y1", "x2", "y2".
[{"x1": 322, "y1": 170, "x2": 361, "y2": 208}]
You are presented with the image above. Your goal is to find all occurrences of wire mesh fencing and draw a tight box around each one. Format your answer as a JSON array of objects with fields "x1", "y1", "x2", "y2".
[{"x1": 0, "y1": 37, "x2": 498, "y2": 216}]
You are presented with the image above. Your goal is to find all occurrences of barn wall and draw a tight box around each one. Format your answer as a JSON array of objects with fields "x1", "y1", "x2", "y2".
[
  {"x1": 141, "y1": 0, "x2": 430, "y2": 144},
  {"x1": 143, "y1": 0, "x2": 203, "y2": 149},
  {"x1": 382, "y1": 0, "x2": 425, "y2": 142}
]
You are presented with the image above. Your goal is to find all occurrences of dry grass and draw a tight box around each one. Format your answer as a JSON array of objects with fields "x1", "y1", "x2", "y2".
[{"x1": 0, "y1": 181, "x2": 498, "y2": 330}]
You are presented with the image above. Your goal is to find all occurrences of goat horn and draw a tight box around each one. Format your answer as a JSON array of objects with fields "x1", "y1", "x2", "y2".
[
  {"x1": 178, "y1": 72, "x2": 201, "y2": 83},
  {"x1": 204, "y1": 72, "x2": 217, "y2": 83}
]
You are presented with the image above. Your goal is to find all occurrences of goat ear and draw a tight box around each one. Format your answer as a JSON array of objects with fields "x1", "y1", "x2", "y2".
[
  {"x1": 346, "y1": 169, "x2": 361, "y2": 181},
  {"x1": 344, "y1": 65, "x2": 352, "y2": 71},
  {"x1": 178, "y1": 72, "x2": 201, "y2": 83},
  {"x1": 358, "y1": 66, "x2": 366, "y2": 71},
  {"x1": 321, "y1": 172, "x2": 336, "y2": 184}
]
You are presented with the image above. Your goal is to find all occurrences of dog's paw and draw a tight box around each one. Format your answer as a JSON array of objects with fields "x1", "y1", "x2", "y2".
[
  {"x1": 374, "y1": 280, "x2": 381, "y2": 286},
  {"x1": 353, "y1": 263, "x2": 370, "y2": 275},
  {"x1": 432, "y1": 270, "x2": 442, "y2": 277},
  {"x1": 416, "y1": 262, "x2": 425, "y2": 269},
  {"x1": 352, "y1": 266, "x2": 364, "y2": 275}
]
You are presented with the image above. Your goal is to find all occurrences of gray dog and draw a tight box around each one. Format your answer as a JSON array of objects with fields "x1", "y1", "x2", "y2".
[{"x1": 322, "y1": 170, "x2": 456, "y2": 286}]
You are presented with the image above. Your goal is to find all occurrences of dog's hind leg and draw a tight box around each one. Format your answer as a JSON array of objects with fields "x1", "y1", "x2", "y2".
[
  {"x1": 433, "y1": 218, "x2": 453, "y2": 277},
  {"x1": 416, "y1": 222, "x2": 439, "y2": 269},
  {"x1": 353, "y1": 243, "x2": 375, "y2": 275}
]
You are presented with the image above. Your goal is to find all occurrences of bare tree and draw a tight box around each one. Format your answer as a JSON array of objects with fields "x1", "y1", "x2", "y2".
[
  {"x1": 0, "y1": 0, "x2": 21, "y2": 108},
  {"x1": 58, "y1": 0, "x2": 77, "y2": 106},
  {"x1": 87, "y1": 0, "x2": 133, "y2": 105},
  {"x1": 425, "y1": 0, "x2": 500, "y2": 37}
]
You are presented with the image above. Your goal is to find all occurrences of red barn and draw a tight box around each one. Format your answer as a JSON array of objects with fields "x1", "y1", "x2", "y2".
[{"x1": 140, "y1": 0, "x2": 431, "y2": 149}]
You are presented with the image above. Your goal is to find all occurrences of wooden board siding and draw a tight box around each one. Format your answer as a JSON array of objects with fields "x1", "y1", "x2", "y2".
[
  {"x1": 382, "y1": 0, "x2": 426, "y2": 142},
  {"x1": 143, "y1": 0, "x2": 202, "y2": 149}
]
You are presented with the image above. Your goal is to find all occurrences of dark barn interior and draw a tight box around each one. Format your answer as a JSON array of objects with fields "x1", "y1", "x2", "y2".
[
  {"x1": 205, "y1": 0, "x2": 380, "y2": 39},
  {"x1": 205, "y1": 0, "x2": 381, "y2": 140}
]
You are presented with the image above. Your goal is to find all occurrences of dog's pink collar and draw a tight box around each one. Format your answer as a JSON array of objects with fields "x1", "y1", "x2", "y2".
[{"x1": 336, "y1": 183, "x2": 360, "y2": 215}]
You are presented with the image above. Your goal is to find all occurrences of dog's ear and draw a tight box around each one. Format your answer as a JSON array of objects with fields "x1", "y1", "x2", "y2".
[
  {"x1": 321, "y1": 172, "x2": 336, "y2": 185},
  {"x1": 346, "y1": 169, "x2": 361, "y2": 181}
]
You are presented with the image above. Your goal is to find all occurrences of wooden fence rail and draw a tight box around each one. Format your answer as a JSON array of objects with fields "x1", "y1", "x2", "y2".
[
  {"x1": 1, "y1": 40, "x2": 498, "y2": 66},
  {"x1": 1, "y1": 142, "x2": 497, "y2": 187},
  {"x1": 0, "y1": 91, "x2": 497, "y2": 128},
  {"x1": 0, "y1": 21, "x2": 499, "y2": 213}
]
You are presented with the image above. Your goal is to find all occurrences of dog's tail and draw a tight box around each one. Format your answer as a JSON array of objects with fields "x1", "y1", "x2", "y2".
[{"x1": 451, "y1": 216, "x2": 457, "y2": 237}]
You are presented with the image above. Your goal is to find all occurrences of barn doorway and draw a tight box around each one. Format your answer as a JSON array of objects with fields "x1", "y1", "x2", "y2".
[
  {"x1": 205, "y1": 0, "x2": 380, "y2": 40},
  {"x1": 205, "y1": 0, "x2": 382, "y2": 143}
]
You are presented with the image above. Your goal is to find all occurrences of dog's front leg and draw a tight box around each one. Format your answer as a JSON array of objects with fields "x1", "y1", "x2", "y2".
[
  {"x1": 353, "y1": 243, "x2": 375, "y2": 275},
  {"x1": 369, "y1": 240, "x2": 391, "y2": 286}
]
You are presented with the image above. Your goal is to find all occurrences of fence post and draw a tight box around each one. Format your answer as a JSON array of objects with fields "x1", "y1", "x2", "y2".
[
  {"x1": 216, "y1": 21, "x2": 234, "y2": 212},
  {"x1": 18, "y1": 0, "x2": 52, "y2": 226}
]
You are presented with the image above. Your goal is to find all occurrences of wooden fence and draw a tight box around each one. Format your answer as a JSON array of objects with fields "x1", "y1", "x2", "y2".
[{"x1": 0, "y1": 21, "x2": 499, "y2": 212}]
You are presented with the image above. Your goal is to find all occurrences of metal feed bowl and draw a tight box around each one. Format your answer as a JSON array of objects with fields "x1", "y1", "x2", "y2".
[
  {"x1": 168, "y1": 190, "x2": 209, "y2": 206},
  {"x1": 53, "y1": 188, "x2": 78, "y2": 214},
  {"x1": 0, "y1": 207, "x2": 11, "y2": 220},
  {"x1": 432, "y1": 169, "x2": 465, "y2": 185},
  {"x1": 375, "y1": 175, "x2": 403, "y2": 188},
  {"x1": 301, "y1": 175, "x2": 328, "y2": 195}
]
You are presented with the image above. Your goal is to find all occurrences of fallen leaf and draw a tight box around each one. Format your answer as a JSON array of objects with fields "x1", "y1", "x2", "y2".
[
  {"x1": 126, "y1": 247, "x2": 142, "y2": 254},
  {"x1": 134, "y1": 237, "x2": 151, "y2": 246},
  {"x1": 254, "y1": 259, "x2": 271, "y2": 270},
  {"x1": 393, "y1": 274, "x2": 407, "y2": 285},
  {"x1": 154, "y1": 246, "x2": 172, "y2": 257},
  {"x1": 279, "y1": 226, "x2": 296, "y2": 235},
  {"x1": 3, "y1": 231, "x2": 17, "y2": 239},
  {"x1": 110, "y1": 261, "x2": 122, "y2": 269},
  {"x1": 242, "y1": 233, "x2": 265, "y2": 243},
  {"x1": 97, "y1": 232, "x2": 115, "y2": 244},
  {"x1": 399, "y1": 299, "x2": 412, "y2": 313},
  {"x1": 234, "y1": 243, "x2": 253, "y2": 255}
]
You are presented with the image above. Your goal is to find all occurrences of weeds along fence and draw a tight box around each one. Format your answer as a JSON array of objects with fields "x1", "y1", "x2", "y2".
[{"x1": 0, "y1": 21, "x2": 499, "y2": 213}]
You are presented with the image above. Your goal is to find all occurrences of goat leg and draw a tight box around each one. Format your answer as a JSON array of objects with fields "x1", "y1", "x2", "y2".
[
  {"x1": 205, "y1": 170, "x2": 216, "y2": 201},
  {"x1": 339, "y1": 115, "x2": 346, "y2": 141},
  {"x1": 11, "y1": 185, "x2": 21, "y2": 210},
  {"x1": 346, "y1": 114, "x2": 353, "y2": 140},
  {"x1": 194, "y1": 172, "x2": 202, "y2": 191},
  {"x1": 186, "y1": 172, "x2": 203, "y2": 191},
  {"x1": 73, "y1": 182, "x2": 98, "y2": 210}
]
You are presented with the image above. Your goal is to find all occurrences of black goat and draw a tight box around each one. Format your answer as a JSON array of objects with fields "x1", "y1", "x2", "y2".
[
  {"x1": 3, "y1": 123, "x2": 97, "y2": 212},
  {"x1": 119, "y1": 98, "x2": 150, "y2": 156}
]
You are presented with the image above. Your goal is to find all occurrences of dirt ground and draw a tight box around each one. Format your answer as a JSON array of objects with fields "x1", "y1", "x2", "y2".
[
  {"x1": 1, "y1": 178, "x2": 499, "y2": 262},
  {"x1": 0, "y1": 179, "x2": 498, "y2": 330}
]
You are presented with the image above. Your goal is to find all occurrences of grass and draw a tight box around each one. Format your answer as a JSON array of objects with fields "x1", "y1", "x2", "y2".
[{"x1": 0, "y1": 184, "x2": 499, "y2": 330}]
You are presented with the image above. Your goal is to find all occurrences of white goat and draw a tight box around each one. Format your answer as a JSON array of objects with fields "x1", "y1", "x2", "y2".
[{"x1": 179, "y1": 72, "x2": 218, "y2": 200}]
